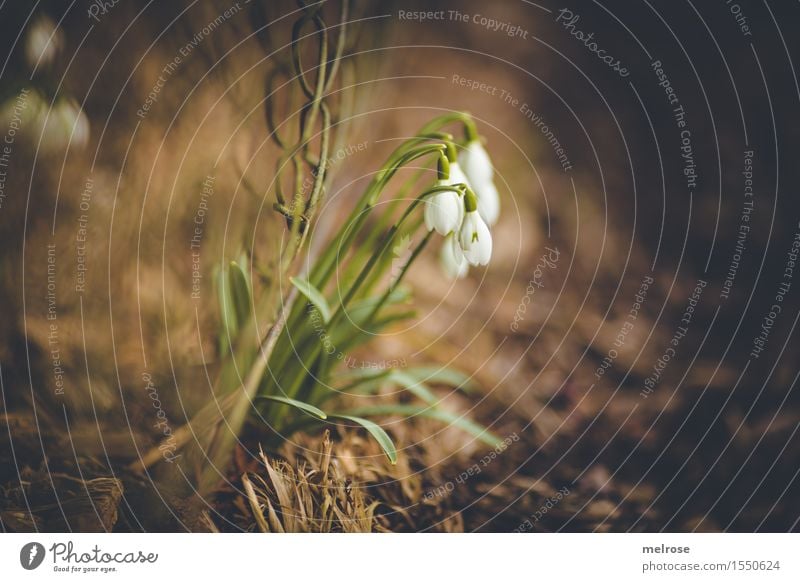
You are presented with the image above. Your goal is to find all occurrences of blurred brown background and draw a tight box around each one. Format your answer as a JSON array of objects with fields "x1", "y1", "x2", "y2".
[{"x1": 1, "y1": 0, "x2": 799, "y2": 532}]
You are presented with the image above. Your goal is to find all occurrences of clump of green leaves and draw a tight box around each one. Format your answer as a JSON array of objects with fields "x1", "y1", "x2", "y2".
[
  {"x1": 139, "y1": 2, "x2": 499, "y2": 493},
  {"x1": 216, "y1": 112, "x2": 502, "y2": 465}
]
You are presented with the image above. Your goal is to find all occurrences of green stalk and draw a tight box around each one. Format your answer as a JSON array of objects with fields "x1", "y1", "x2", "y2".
[
  {"x1": 305, "y1": 230, "x2": 433, "y2": 405},
  {"x1": 418, "y1": 112, "x2": 478, "y2": 141},
  {"x1": 309, "y1": 143, "x2": 447, "y2": 289},
  {"x1": 342, "y1": 164, "x2": 433, "y2": 294},
  {"x1": 277, "y1": 186, "x2": 459, "y2": 406},
  {"x1": 262, "y1": 143, "x2": 448, "y2": 386},
  {"x1": 357, "y1": 212, "x2": 424, "y2": 299}
]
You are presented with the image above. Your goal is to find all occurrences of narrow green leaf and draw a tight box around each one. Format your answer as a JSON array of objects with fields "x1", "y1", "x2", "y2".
[
  {"x1": 332, "y1": 414, "x2": 397, "y2": 464},
  {"x1": 217, "y1": 265, "x2": 238, "y2": 338},
  {"x1": 228, "y1": 261, "x2": 252, "y2": 328},
  {"x1": 388, "y1": 370, "x2": 438, "y2": 405},
  {"x1": 318, "y1": 369, "x2": 391, "y2": 403},
  {"x1": 367, "y1": 310, "x2": 417, "y2": 330},
  {"x1": 332, "y1": 370, "x2": 441, "y2": 405},
  {"x1": 335, "y1": 367, "x2": 392, "y2": 384},
  {"x1": 258, "y1": 395, "x2": 327, "y2": 419},
  {"x1": 421, "y1": 408, "x2": 503, "y2": 448},
  {"x1": 339, "y1": 405, "x2": 502, "y2": 449},
  {"x1": 291, "y1": 276, "x2": 332, "y2": 323},
  {"x1": 403, "y1": 366, "x2": 477, "y2": 394},
  {"x1": 330, "y1": 313, "x2": 417, "y2": 356},
  {"x1": 334, "y1": 286, "x2": 411, "y2": 327}
]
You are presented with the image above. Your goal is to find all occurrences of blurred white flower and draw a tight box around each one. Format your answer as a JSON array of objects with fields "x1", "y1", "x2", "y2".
[
  {"x1": 25, "y1": 15, "x2": 63, "y2": 70},
  {"x1": 459, "y1": 139, "x2": 500, "y2": 226},
  {"x1": 0, "y1": 89, "x2": 33, "y2": 129},
  {"x1": 459, "y1": 140, "x2": 493, "y2": 184},
  {"x1": 476, "y1": 180, "x2": 500, "y2": 226},
  {"x1": 459, "y1": 209, "x2": 492, "y2": 266},
  {"x1": 424, "y1": 181, "x2": 463, "y2": 236},
  {"x1": 0, "y1": 91, "x2": 90, "y2": 152},
  {"x1": 440, "y1": 233, "x2": 468, "y2": 279},
  {"x1": 40, "y1": 98, "x2": 90, "y2": 152},
  {"x1": 445, "y1": 161, "x2": 470, "y2": 190}
]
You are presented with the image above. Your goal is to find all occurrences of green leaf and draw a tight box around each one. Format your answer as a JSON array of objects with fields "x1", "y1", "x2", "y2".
[
  {"x1": 335, "y1": 367, "x2": 393, "y2": 384},
  {"x1": 367, "y1": 310, "x2": 417, "y2": 331},
  {"x1": 330, "y1": 312, "x2": 417, "y2": 357},
  {"x1": 387, "y1": 370, "x2": 438, "y2": 405},
  {"x1": 257, "y1": 395, "x2": 327, "y2": 419},
  {"x1": 319, "y1": 369, "x2": 391, "y2": 402},
  {"x1": 291, "y1": 276, "x2": 332, "y2": 323},
  {"x1": 329, "y1": 369, "x2": 435, "y2": 403},
  {"x1": 339, "y1": 405, "x2": 502, "y2": 449},
  {"x1": 217, "y1": 265, "x2": 238, "y2": 338},
  {"x1": 228, "y1": 261, "x2": 252, "y2": 327},
  {"x1": 402, "y1": 366, "x2": 478, "y2": 394},
  {"x1": 334, "y1": 286, "x2": 410, "y2": 326},
  {"x1": 333, "y1": 368, "x2": 460, "y2": 405},
  {"x1": 332, "y1": 414, "x2": 397, "y2": 464},
  {"x1": 421, "y1": 408, "x2": 502, "y2": 448}
]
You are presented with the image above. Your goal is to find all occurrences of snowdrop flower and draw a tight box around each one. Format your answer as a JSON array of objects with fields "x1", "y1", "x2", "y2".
[
  {"x1": 458, "y1": 188, "x2": 492, "y2": 267},
  {"x1": 446, "y1": 160, "x2": 470, "y2": 190},
  {"x1": 476, "y1": 180, "x2": 500, "y2": 226},
  {"x1": 459, "y1": 139, "x2": 500, "y2": 226},
  {"x1": 25, "y1": 15, "x2": 63, "y2": 70},
  {"x1": 424, "y1": 155, "x2": 465, "y2": 236},
  {"x1": 0, "y1": 92, "x2": 89, "y2": 152},
  {"x1": 424, "y1": 181, "x2": 463, "y2": 235},
  {"x1": 459, "y1": 140, "x2": 493, "y2": 184},
  {"x1": 440, "y1": 233, "x2": 469, "y2": 279},
  {"x1": 40, "y1": 98, "x2": 90, "y2": 152}
]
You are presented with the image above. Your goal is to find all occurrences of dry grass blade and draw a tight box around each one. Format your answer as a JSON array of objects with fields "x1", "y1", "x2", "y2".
[
  {"x1": 242, "y1": 474, "x2": 269, "y2": 533},
  {"x1": 243, "y1": 430, "x2": 377, "y2": 533}
]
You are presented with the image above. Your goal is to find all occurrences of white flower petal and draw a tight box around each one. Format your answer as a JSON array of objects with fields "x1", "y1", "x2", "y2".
[
  {"x1": 458, "y1": 141, "x2": 500, "y2": 225},
  {"x1": 440, "y1": 233, "x2": 468, "y2": 279},
  {"x1": 445, "y1": 162, "x2": 470, "y2": 190},
  {"x1": 425, "y1": 185, "x2": 463, "y2": 235},
  {"x1": 476, "y1": 180, "x2": 500, "y2": 226},
  {"x1": 458, "y1": 211, "x2": 493, "y2": 267},
  {"x1": 41, "y1": 99, "x2": 90, "y2": 152},
  {"x1": 459, "y1": 140, "x2": 493, "y2": 185},
  {"x1": 424, "y1": 201, "x2": 435, "y2": 231},
  {"x1": 25, "y1": 16, "x2": 62, "y2": 69}
]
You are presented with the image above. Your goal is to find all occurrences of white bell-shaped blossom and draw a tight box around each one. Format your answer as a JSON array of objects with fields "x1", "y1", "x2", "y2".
[
  {"x1": 440, "y1": 233, "x2": 469, "y2": 279},
  {"x1": 459, "y1": 209, "x2": 492, "y2": 267},
  {"x1": 41, "y1": 98, "x2": 90, "y2": 152},
  {"x1": 458, "y1": 140, "x2": 493, "y2": 185},
  {"x1": 476, "y1": 180, "x2": 500, "y2": 226},
  {"x1": 445, "y1": 161, "x2": 470, "y2": 190},
  {"x1": 0, "y1": 92, "x2": 89, "y2": 152},
  {"x1": 424, "y1": 181, "x2": 463, "y2": 235},
  {"x1": 25, "y1": 15, "x2": 63, "y2": 70},
  {"x1": 459, "y1": 140, "x2": 500, "y2": 226}
]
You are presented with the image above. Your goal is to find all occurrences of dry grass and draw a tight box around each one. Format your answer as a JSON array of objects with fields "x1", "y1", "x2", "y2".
[
  {"x1": 241, "y1": 432, "x2": 378, "y2": 533},
  {"x1": 232, "y1": 427, "x2": 465, "y2": 533}
]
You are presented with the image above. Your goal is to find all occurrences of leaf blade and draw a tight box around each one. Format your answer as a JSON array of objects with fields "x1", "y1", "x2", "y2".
[
  {"x1": 290, "y1": 276, "x2": 332, "y2": 323},
  {"x1": 228, "y1": 261, "x2": 252, "y2": 327},
  {"x1": 403, "y1": 366, "x2": 477, "y2": 394},
  {"x1": 258, "y1": 395, "x2": 327, "y2": 419},
  {"x1": 387, "y1": 370, "x2": 438, "y2": 405},
  {"x1": 332, "y1": 414, "x2": 397, "y2": 464},
  {"x1": 217, "y1": 265, "x2": 238, "y2": 339},
  {"x1": 338, "y1": 405, "x2": 502, "y2": 449}
]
